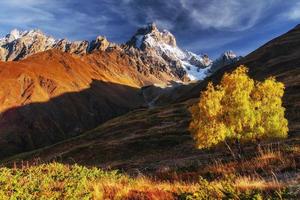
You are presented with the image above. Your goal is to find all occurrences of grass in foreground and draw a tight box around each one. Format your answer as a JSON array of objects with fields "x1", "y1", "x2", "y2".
[{"x1": 0, "y1": 163, "x2": 296, "y2": 200}]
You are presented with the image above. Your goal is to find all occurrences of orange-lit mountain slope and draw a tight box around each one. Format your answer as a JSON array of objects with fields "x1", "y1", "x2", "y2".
[
  {"x1": 0, "y1": 49, "x2": 168, "y2": 158},
  {"x1": 0, "y1": 49, "x2": 163, "y2": 110}
]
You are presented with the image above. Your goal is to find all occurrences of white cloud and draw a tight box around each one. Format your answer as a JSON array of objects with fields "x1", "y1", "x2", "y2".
[
  {"x1": 185, "y1": 35, "x2": 241, "y2": 51},
  {"x1": 0, "y1": 0, "x2": 109, "y2": 40},
  {"x1": 0, "y1": 0, "x2": 60, "y2": 26},
  {"x1": 154, "y1": 20, "x2": 175, "y2": 30},
  {"x1": 180, "y1": 0, "x2": 276, "y2": 31},
  {"x1": 285, "y1": 2, "x2": 300, "y2": 20},
  {"x1": 0, "y1": 1, "x2": 44, "y2": 37},
  {"x1": 2, "y1": 0, "x2": 46, "y2": 6}
]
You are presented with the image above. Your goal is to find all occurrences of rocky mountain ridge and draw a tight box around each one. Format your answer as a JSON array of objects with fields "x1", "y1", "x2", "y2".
[
  {"x1": 0, "y1": 29, "x2": 112, "y2": 61},
  {"x1": 0, "y1": 24, "x2": 239, "y2": 82}
]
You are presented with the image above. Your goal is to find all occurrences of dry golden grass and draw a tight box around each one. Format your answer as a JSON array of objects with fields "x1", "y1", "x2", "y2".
[
  {"x1": 202, "y1": 143, "x2": 298, "y2": 177},
  {"x1": 89, "y1": 174, "x2": 292, "y2": 200},
  {"x1": 90, "y1": 176, "x2": 199, "y2": 200},
  {"x1": 234, "y1": 176, "x2": 282, "y2": 191}
]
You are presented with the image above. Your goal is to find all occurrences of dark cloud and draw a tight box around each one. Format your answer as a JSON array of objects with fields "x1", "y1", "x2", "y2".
[{"x1": 0, "y1": 0, "x2": 299, "y2": 57}]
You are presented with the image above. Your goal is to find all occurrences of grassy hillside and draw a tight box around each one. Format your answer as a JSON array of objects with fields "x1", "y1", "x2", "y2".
[
  {"x1": 0, "y1": 162, "x2": 297, "y2": 200},
  {"x1": 3, "y1": 91, "x2": 299, "y2": 199},
  {"x1": 4, "y1": 99, "x2": 299, "y2": 171},
  {"x1": 2, "y1": 99, "x2": 300, "y2": 199}
]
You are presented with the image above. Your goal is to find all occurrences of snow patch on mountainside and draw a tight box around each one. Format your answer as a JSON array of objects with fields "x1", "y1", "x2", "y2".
[{"x1": 181, "y1": 61, "x2": 211, "y2": 81}]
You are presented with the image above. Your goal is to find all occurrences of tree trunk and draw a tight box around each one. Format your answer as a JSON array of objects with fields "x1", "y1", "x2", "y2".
[
  {"x1": 224, "y1": 140, "x2": 236, "y2": 160},
  {"x1": 236, "y1": 139, "x2": 244, "y2": 160}
]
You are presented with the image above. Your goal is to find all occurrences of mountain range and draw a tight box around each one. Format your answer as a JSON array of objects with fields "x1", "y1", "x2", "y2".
[
  {"x1": 0, "y1": 23, "x2": 238, "y2": 82},
  {"x1": 0, "y1": 23, "x2": 299, "y2": 170}
]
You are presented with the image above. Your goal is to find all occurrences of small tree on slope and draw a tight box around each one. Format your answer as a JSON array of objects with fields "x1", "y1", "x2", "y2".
[{"x1": 189, "y1": 66, "x2": 288, "y2": 150}]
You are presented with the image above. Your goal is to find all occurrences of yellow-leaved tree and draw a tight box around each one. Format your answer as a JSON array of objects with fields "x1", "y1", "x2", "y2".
[{"x1": 189, "y1": 66, "x2": 288, "y2": 149}]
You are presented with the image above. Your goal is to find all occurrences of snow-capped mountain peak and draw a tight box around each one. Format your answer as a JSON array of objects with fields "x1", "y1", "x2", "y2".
[
  {"x1": 6, "y1": 29, "x2": 23, "y2": 42},
  {"x1": 127, "y1": 23, "x2": 213, "y2": 81},
  {"x1": 3, "y1": 29, "x2": 48, "y2": 43},
  {"x1": 209, "y1": 50, "x2": 241, "y2": 73},
  {"x1": 222, "y1": 50, "x2": 237, "y2": 60},
  {"x1": 131, "y1": 23, "x2": 177, "y2": 49}
]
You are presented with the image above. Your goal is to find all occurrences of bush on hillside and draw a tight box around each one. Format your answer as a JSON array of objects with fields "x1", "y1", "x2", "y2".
[{"x1": 189, "y1": 66, "x2": 288, "y2": 149}]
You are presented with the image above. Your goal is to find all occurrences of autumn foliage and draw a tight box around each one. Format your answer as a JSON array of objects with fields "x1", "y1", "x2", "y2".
[{"x1": 189, "y1": 66, "x2": 288, "y2": 149}]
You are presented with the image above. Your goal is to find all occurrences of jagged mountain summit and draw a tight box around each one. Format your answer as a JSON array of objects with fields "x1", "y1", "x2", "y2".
[
  {"x1": 126, "y1": 23, "x2": 213, "y2": 81},
  {"x1": 209, "y1": 50, "x2": 241, "y2": 73},
  {"x1": 0, "y1": 24, "x2": 239, "y2": 82}
]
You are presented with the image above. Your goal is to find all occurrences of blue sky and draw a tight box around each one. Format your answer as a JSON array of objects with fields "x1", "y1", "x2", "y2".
[{"x1": 0, "y1": 0, "x2": 299, "y2": 58}]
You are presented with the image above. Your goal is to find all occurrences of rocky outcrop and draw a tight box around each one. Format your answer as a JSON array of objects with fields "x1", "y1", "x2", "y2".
[
  {"x1": 53, "y1": 39, "x2": 89, "y2": 55},
  {"x1": 89, "y1": 36, "x2": 111, "y2": 52}
]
